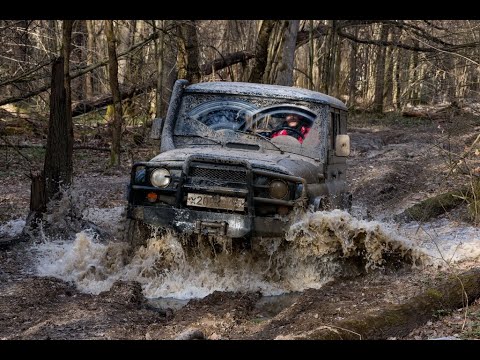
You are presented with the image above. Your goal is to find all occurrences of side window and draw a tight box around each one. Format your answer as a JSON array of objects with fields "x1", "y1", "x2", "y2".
[
  {"x1": 247, "y1": 106, "x2": 315, "y2": 135},
  {"x1": 330, "y1": 112, "x2": 340, "y2": 149}
]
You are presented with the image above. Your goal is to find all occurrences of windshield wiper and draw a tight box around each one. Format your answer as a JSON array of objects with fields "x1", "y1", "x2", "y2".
[{"x1": 233, "y1": 130, "x2": 284, "y2": 154}]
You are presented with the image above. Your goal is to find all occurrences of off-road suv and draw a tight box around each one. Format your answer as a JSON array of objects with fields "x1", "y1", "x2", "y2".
[{"x1": 126, "y1": 79, "x2": 351, "y2": 247}]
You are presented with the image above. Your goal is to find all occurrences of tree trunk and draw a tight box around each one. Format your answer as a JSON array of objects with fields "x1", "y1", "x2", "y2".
[
  {"x1": 41, "y1": 20, "x2": 74, "y2": 205},
  {"x1": 117, "y1": 21, "x2": 132, "y2": 86},
  {"x1": 105, "y1": 20, "x2": 123, "y2": 167},
  {"x1": 273, "y1": 20, "x2": 300, "y2": 86},
  {"x1": 123, "y1": 20, "x2": 141, "y2": 125},
  {"x1": 307, "y1": 20, "x2": 315, "y2": 89},
  {"x1": 383, "y1": 31, "x2": 394, "y2": 110},
  {"x1": 220, "y1": 20, "x2": 251, "y2": 82},
  {"x1": 333, "y1": 33, "x2": 342, "y2": 98},
  {"x1": 45, "y1": 20, "x2": 59, "y2": 56},
  {"x1": 176, "y1": 20, "x2": 200, "y2": 84},
  {"x1": 373, "y1": 24, "x2": 389, "y2": 113},
  {"x1": 63, "y1": 20, "x2": 73, "y2": 156},
  {"x1": 43, "y1": 55, "x2": 73, "y2": 202},
  {"x1": 85, "y1": 20, "x2": 95, "y2": 99},
  {"x1": 408, "y1": 39, "x2": 420, "y2": 105},
  {"x1": 26, "y1": 171, "x2": 46, "y2": 226},
  {"x1": 22, "y1": 20, "x2": 73, "y2": 228},
  {"x1": 161, "y1": 21, "x2": 178, "y2": 117},
  {"x1": 445, "y1": 55, "x2": 456, "y2": 103},
  {"x1": 155, "y1": 20, "x2": 165, "y2": 118},
  {"x1": 393, "y1": 29, "x2": 402, "y2": 110},
  {"x1": 70, "y1": 20, "x2": 85, "y2": 101},
  {"x1": 348, "y1": 27, "x2": 358, "y2": 108},
  {"x1": 322, "y1": 20, "x2": 338, "y2": 95},
  {"x1": 248, "y1": 20, "x2": 276, "y2": 84}
]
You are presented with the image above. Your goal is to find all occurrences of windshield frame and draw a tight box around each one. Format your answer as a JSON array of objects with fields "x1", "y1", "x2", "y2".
[{"x1": 172, "y1": 92, "x2": 329, "y2": 160}]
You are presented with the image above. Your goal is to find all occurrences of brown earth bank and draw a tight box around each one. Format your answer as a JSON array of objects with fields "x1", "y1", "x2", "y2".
[{"x1": 1, "y1": 112, "x2": 480, "y2": 341}]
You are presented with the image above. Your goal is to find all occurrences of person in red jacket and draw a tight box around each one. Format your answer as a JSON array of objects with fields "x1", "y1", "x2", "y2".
[{"x1": 271, "y1": 113, "x2": 310, "y2": 143}]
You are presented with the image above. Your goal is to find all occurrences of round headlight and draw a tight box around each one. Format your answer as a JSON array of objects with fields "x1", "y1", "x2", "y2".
[
  {"x1": 269, "y1": 180, "x2": 289, "y2": 199},
  {"x1": 150, "y1": 168, "x2": 171, "y2": 188}
]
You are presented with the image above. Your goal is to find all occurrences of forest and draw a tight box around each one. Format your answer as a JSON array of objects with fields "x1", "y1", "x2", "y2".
[
  {"x1": 1, "y1": 20, "x2": 480, "y2": 340},
  {"x1": 2, "y1": 19, "x2": 480, "y2": 224}
]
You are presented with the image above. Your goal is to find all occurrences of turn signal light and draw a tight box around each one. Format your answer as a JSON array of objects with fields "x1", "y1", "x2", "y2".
[{"x1": 147, "y1": 192, "x2": 158, "y2": 202}]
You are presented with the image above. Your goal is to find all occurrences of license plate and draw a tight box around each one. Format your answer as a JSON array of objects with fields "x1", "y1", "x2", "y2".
[{"x1": 187, "y1": 193, "x2": 245, "y2": 211}]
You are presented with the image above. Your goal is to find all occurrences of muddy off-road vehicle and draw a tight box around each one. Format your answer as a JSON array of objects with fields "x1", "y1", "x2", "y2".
[{"x1": 126, "y1": 79, "x2": 351, "y2": 247}]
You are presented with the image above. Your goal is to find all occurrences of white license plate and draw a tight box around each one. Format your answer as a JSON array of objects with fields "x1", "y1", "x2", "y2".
[{"x1": 187, "y1": 193, "x2": 245, "y2": 211}]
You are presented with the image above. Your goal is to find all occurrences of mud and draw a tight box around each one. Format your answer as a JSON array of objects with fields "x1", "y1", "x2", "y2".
[{"x1": 1, "y1": 115, "x2": 480, "y2": 340}]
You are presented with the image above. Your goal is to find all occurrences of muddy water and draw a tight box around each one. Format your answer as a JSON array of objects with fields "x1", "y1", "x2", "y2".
[
  {"x1": 30, "y1": 208, "x2": 421, "y2": 296},
  {"x1": 400, "y1": 219, "x2": 480, "y2": 268},
  {"x1": 5, "y1": 201, "x2": 479, "y2": 312}
]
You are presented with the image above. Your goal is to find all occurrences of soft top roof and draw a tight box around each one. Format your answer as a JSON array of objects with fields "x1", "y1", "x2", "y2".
[{"x1": 185, "y1": 81, "x2": 347, "y2": 111}]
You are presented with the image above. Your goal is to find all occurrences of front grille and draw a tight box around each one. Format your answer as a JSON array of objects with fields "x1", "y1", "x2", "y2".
[
  {"x1": 187, "y1": 163, "x2": 247, "y2": 188},
  {"x1": 182, "y1": 161, "x2": 249, "y2": 213},
  {"x1": 190, "y1": 166, "x2": 247, "y2": 183}
]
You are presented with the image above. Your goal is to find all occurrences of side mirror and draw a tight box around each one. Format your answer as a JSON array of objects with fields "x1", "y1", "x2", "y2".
[
  {"x1": 150, "y1": 118, "x2": 164, "y2": 140},
  {"x1": 335, "y1": 134, "x2": 350, "y2": 157}
]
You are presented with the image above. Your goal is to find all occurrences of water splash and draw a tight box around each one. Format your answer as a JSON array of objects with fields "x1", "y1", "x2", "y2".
[
  {"x1": 0, "y1": 219, "x2": 25, "y2": 238},
  {"x1": 33, "y1": 208, "x2": 431, "y2": 300},
  {"x1": 35, "y1": 230, "x2": 130, "y2": 294},
  {"x1": 400, "y1": 218, "x2": 480, "y2": 268},
  {"x1": 284, "y1": 209, "x2": 427, "y2": 270}
]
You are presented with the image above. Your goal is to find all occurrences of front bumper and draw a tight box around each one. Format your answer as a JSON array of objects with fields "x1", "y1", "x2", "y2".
[
  {"x1": 127, "y1": 154, "x2": 307, "y2": 239},
  {"x1": 129, "y1": 205, "x2": 291, "y2": 238}
]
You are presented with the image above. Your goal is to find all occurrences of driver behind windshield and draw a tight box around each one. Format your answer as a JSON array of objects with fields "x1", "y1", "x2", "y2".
[{"x1": 271, "y1": 113, "x2": 310, "y2": 143}]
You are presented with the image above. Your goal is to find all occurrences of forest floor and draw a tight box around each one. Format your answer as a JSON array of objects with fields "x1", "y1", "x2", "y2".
[{"x1": 1, "y1": 106, "x2": 480, "y2": 341}]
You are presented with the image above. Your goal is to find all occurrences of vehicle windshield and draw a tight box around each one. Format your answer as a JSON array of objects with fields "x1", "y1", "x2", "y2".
[{"x1": 173, "y1": 93, "x2": 328, "y2": 160}]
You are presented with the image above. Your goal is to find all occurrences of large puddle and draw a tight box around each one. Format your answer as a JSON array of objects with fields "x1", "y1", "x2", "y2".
[{"x1": 3, "y1": 201, "x2": 480, "y2": 312}]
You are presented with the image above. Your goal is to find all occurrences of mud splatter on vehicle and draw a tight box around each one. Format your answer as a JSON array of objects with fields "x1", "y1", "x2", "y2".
[{"x1": 127, "y1": 80, "x2": 352, "y2": 248}]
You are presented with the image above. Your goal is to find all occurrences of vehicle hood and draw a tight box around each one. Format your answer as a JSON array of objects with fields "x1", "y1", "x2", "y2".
[{"x1": 149, "y1": 146, "x2": 321, "y2": 182}]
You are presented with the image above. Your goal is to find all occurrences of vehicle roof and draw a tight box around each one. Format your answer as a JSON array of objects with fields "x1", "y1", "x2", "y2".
[{"x1": 185, "y1": 81, "x2": 348, "y2": 110}]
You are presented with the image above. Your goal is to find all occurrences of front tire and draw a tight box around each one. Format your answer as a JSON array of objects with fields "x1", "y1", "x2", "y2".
[{"x1": 126, "y1": 218, "x2": 151, "y2": 249}]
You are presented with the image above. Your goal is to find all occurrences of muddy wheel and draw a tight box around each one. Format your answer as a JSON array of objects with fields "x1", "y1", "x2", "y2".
[{"x1": 126, "y1": 219, "x2": 151, "y2": 249}]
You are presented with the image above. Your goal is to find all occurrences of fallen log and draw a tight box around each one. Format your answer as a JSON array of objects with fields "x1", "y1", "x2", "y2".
[
  {"x1": 71, "y1": 81, "x2": 153, "y2": 117},
  {"x1": 277, "y1": 267, "x2": 480, "y2": 340},
  {"x1": 402, "y1": 109, "x2": 433, "y2": 118},
  {"x1": 394, "y1": 189, "x2": 468, "y2": 223},
  {"x1": 200, "y1": 51, "x2": 254, "y2": 76}
]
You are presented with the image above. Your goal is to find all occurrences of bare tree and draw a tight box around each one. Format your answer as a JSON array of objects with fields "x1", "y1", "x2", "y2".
[
  {"x1": 248, "y1": 20, "x2": 276, "y2": 83},
  {"x1": 105, "y1": 20, "x2": 123, "y2": 167},
  {"x1": 28, "y1": 20, "x2": 74, "y2": 225},
  {"x1": 348, "y1": 26, "x2": 359, "y2": 107},
  {"x1": 176, "y1": 20, "x2": 200, "y2": 83},
  {"x1": 2, "y1": 19, "x2": 480, "y2": 121},
  {"x1": 272, "y1": 20, "x2": 300, "y2": 86},
  {"x1": 154, "y1": 20, "x2": 165, "y2": 118},
  {"x1": 85, "y1": 20, "x2": 95, "y2": 99},
  {"x1": 373, "y1": 24, "x2": 389, "y2": 113},
  {"x1": 321, "y1": 20, "x2": 338, "y2": 95}
]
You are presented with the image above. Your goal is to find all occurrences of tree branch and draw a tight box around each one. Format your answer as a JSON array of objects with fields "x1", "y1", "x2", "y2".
[
  {"x1": 338, "y1": 28, "x2": 480, "y2": 53},
  {"x1": 0, "y1": 59, "x2": 54, "y2": 88},
  {"x1": 200, "y1": 51, "x2": 254, "y2": 75},
  {"x1": 0, "y1": 31, "x2": 161, "y2": 107}
]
